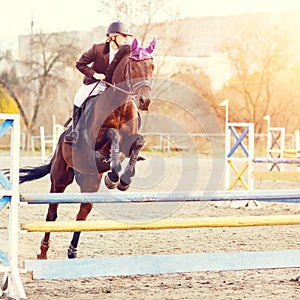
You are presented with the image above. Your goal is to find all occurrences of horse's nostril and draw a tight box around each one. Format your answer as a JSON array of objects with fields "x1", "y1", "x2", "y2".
[{"x1": 139, "y1": 97, "x2": 145, "y2": 106}]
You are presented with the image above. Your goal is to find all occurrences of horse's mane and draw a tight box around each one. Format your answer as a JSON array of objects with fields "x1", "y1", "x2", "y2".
[{"x1": 105, "y1": 44, "x2": 130, "y2": 84}]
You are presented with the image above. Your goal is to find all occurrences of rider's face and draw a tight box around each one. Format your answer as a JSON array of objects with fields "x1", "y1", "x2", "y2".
[{"x1": 115, "y1": 34, "x2": 129, "y2": 46}]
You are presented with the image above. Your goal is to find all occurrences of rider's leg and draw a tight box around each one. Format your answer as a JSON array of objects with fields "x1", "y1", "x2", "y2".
[
  {"x1": 65, "y1": 81, "x2": 105, "y2": 144},
  {"x1": 65, "y1": 105, "x2": 81, "y2": 143}
]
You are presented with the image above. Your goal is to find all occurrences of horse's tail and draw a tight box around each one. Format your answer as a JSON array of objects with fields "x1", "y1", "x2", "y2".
[{"x1": 19, "y1": 160, "x2": 52, "y2": 184}]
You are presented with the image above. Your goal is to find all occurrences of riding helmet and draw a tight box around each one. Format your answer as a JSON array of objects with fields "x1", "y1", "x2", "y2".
[{"x1": 106, "y1": 21, "x2": 132, "y2": 37}]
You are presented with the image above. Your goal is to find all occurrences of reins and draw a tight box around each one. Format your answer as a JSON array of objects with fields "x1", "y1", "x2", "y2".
[
  {"x1": 101, "y1": 79, "x2": 132, "y2": 95},
  {"x1": 101, "y1": 58, "x2": 152, "y2": 98}
]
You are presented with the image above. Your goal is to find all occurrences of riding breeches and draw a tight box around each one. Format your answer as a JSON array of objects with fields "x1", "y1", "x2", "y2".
[{"x1": 73, "y1": 81, "x2": 106, "y2": 107}]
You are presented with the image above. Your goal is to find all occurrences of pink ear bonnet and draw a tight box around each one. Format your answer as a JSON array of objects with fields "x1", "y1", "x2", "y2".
[{"x1": 129, "y1": 38, "x2": 156, "y2": 60}]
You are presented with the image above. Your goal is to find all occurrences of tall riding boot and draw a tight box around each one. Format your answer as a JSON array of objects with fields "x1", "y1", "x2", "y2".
[{"x1": 65, "y1": 105, "x2": 81, "y2": 144}]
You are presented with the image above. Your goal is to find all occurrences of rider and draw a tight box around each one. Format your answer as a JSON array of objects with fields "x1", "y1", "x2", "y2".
[{"x1": 65, "y1": 21, "x2": 132, "y2": 144}]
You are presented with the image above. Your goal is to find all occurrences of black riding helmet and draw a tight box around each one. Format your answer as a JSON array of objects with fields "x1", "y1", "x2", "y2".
[{"x1": 106, "y1": 21, "x2": 132, "y2": 37}]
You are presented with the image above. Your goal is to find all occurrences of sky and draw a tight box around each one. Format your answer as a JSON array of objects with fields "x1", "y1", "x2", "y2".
[{"x1": 1, "y1": 0, "x2": 300, "y2": 51}]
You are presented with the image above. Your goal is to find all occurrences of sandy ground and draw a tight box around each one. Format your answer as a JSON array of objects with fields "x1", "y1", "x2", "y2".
[{"x1": 1, "y1": 151, "x2": 300, "y2": 299}]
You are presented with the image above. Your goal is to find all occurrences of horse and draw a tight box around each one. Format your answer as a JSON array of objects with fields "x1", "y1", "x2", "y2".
[{"x1": 17, "y1": 38, "x2": 156, "y2": 259}]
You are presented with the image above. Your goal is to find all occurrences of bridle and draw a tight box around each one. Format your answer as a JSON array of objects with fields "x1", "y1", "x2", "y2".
[
  {"x1": 101, "y1": 57, "x2": 153, "y2": 104},
  {"x1": 125, "y1": 58, "x2": 152, "y2": 93}
]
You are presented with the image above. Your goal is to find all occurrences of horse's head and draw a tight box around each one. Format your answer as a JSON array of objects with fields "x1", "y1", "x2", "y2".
[{"x1": 126, "y1": 38, "x2": 156, "y2": 111}]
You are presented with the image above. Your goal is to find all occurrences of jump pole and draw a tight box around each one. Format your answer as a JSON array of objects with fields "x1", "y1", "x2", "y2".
[
  {"x1": 21, "y1": 189, "x2": 300, "y2": 204},
  {"x1": 21, "y1": 214, "x2": 300, "y2": 232},
  {"x1": 20, "y1": 188, "x2": 300, "y2": 231},
  {"x1": 253, "y1": 158, "x2": 300, "y2": 181}
]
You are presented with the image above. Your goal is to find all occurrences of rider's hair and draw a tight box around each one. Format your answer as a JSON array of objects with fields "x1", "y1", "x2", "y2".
[{"x1": 106, "y1": 33, "x2": 118, "y2": 43}]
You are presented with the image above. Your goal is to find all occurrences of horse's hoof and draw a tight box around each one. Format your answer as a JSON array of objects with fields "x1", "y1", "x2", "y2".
[
  {"x1": 37, "y1": 253, "x2": 47, "y2": 260},
  {"x1": 68, "y1": 253, "x2": 77, "y2": 259},
  {"x1": 104, "y1": 174, "x2": 118, "y2": 189},
  {"x1": 291, "y1": 276, "x2": 300, "y2": 282},
  {"x1": 38, "y1": 239, "x2": 49, "y2": 259},
  {"x1": 1, "y1": 276, "x2": 8, "y2": 292},
  {"x1": 68, "y1": 244, "x2": 77, "y2": 259},
  {"x1": 117, "y1": 180, "x2": 130, "y2": 191}
]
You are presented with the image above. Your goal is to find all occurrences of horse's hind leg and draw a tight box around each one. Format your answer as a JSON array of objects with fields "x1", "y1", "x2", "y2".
[
  {"x1": 68, "y1": 173, "x2": 101, "y2": 259},
  {"x1": 38, "y1": 177, "x2": 73, "y2": 259},
  {"x1": 37, "y1": 203, "x2": 58, "y2": 259},
  {"x1": 118, "y1": 134, "x2": 145, "y2": 191},
  {"x1": 38, "y1": 174, "x2": 74, "y2": 259},
  {"x1": 104, "y1": 128, "x2": 122, "y2": 189},
  {"x1": 38, "y1": 154, "x2": 75, "y2": 259}
]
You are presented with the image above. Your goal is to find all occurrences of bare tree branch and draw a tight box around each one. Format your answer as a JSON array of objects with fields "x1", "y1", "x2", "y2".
[{"x1": 219, "y1": 21, "x2": 291, "y2": 132}]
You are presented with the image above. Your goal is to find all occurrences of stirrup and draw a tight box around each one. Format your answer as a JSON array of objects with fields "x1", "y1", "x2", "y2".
[{"x1": 64, "y1": 131, "x2": 78, "y2": 144}]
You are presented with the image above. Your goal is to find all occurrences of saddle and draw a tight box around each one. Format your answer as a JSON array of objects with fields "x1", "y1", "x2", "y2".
[{"x1": 63, "y1": 93, "x2": 142, "y2": 146}]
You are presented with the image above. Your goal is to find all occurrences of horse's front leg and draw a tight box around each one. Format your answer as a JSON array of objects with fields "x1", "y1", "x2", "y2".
[
  {"x1": 68, "y1": 173, "x2": 101, "y2": 259},
  {"x1": 68, "y1": 203, "x2": 93, "y2": 259},
  {"x1": 104, "y1": 128, "x2": 122, "y2": 189},
  {"x1": 118, "y1": 134, "x2": 145, "y2": 191}
]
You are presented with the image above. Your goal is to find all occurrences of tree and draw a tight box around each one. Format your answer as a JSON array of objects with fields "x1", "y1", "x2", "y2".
[
  {"x1": 97, "y1": 0, "x2": 182, "y2": 77},
  {"x1": 97, "y1": 0, "x2": 179, "y2": 45},
  {"x1": 269, "y1": 62, "x2": 300, "y2": 131},
  {"x1": 169, "y1": 63, "x2": 214, "y2": 101},
  {"x1": 217, "y1": 19, "x2": 292, "y2": 134},
  {"x1": 0, "y1": 31, "x2": 80, "y2": 144},
  {"x1": 0, "y1": 54, "x2": 29, "y2": 128}
]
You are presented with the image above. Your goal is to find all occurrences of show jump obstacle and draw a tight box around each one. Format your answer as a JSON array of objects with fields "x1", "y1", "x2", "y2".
[
  {"x1": 1, "y1": 114, "x2": 300, "y2": 299},
  {"x1": 221, "y1": 102, "x2": 300, "y2": 196},
  {"x1": 0, "y1": 114, "x2": 26, "y2": 299},
  {"x1": 252, "y1": 115, "x2": 300, "y2": 181}
]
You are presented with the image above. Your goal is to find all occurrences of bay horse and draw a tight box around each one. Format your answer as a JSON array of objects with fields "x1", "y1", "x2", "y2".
[{"x1": 18, "y1": 38, "x2": 156, "y2": 259}]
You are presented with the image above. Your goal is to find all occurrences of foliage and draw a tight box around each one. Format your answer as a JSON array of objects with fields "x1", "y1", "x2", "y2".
[
  {"x1": 217, "y1": 20, "x2": 294, "y2": 133},
  {"x1": 170, "y1": 63, "x2": 214, "y2": 101},
  {"x1": 0, "y1": 85, "x2": 19, "y2": 114}
]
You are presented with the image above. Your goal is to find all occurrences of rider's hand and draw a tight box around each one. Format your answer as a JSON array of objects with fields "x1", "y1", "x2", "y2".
[{"x1": 93, "y1": 73, "x2": 105, "y2": 81}]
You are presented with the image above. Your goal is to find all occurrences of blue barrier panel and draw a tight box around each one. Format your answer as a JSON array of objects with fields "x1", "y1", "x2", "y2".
[
  {"x1": 0, "y1": 171, "x2": 12, "y2": 190},
  {"x1": 0, "y1": 119, "x2": 13, "y2": 138},
  {"x1": 0, "y1": 249, "x2": 9, "y2": 266},
  {"x1": 0, "y1": 196, "x2": 10, "y2": 212},
  {"x1": 24, "y1": 250, "x2": 300, "y2": 280}
]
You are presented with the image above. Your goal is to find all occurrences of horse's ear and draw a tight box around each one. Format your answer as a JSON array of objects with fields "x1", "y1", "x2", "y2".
[
  {"x1": 145, "y1": 38, "x2": 156, "y2": 54},
  {"x1": 131, "y1": 38, "x2": 139, "y2": 52}
]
